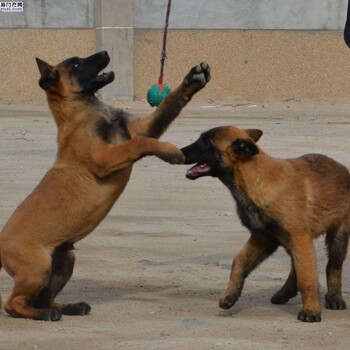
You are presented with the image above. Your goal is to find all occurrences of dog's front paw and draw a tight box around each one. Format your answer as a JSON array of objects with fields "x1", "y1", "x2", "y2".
[
  {"x1": 184, "y1": 62, "x2": 211, "y2": 88},
  {"x1": 219, "y1": 290, "x2": 241, "y2": 309},
  {"x1": 297, "y1": 310, "x2": 322, "y2": 323},
  {"x1": 156, "y1": 143, "x2": 185, "y2": 165}
]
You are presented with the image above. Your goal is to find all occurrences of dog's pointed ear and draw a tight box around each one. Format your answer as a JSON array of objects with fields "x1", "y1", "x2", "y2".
[
  {"x1": 231, "y1": 139, "x2": 259, "y2": 159},
  {"x1": 36, "y1": 58, "x2": 59, "y2": 91},
  {"x1": 245, "y1": 129, "x2": 263, "y2": 142},
  {"x1": 36, "y1": 57, "x2": 53, "y2": 76}
]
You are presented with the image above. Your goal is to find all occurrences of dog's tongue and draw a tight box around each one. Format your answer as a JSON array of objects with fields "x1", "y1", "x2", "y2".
[{"x1": 186, "y1": 163, "x2": 211, "y2": 180}]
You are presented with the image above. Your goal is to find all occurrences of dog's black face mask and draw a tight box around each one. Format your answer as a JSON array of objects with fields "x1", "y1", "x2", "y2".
[
  {"x1": 65, "y1": 51, "x2": 115, "y2": 96},
  {"x1": 182, "y1": 127, "x2": 262, "y2": 180},
  {"x1": 36, "y1": 51, "x2": 115, "y2": 97},
  {"x1": 181, "y1": 129, "x2": 223, "y2": 180}
]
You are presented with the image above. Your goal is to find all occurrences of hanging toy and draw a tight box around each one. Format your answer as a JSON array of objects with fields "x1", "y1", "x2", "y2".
[{"x1": 147, "y1": 0, "x2": 172, "y2": 107}]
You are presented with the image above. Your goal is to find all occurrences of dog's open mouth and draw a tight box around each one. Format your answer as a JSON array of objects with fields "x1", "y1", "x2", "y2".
[
  {"x1": 186, "y1": 163, "x2": 212, "y2": 180},
  {"x1": 95, "y1": 71, "x2": 114, "y2": 83}
]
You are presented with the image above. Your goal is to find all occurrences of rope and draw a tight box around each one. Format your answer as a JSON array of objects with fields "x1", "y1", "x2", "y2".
[{"x1": 158, "y1": 0, "x2": 172, "y2": 90}]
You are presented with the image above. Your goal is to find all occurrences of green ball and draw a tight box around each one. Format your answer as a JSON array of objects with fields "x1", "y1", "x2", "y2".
[{"x1": 147, "y1": 84, "x2": 171, "y2": 107}]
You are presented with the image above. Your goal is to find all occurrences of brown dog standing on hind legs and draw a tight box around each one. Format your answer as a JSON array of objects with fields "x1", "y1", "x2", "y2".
[
  {"x1": 181, "y1": 125, "x2": 350, "y2": 322},
  {"x1": 0, "y1": 51, "x2": 211, "y2": 321}
]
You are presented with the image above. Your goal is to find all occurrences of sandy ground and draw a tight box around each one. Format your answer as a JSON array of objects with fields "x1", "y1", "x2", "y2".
[{"x1": 1, "y1": 98, "x2": 350, "y2": 349}]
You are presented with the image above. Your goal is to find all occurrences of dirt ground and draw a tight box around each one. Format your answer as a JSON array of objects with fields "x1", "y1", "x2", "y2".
[{"x1": 1, "y1": 98, "x2": 350, "y2": 350}]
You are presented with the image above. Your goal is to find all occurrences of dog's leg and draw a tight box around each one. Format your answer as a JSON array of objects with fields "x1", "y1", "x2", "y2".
[
  {"x1": 290, "y1": 234, "x2": 321, "y2": 322},
  {"x1": 127, "y1": 62, "x2": 211, "y2": 138},
  {"x1": 219, "y1": 234, "x2": 279, "y2": 309},
  {"x1": 91, "y1": 136, "x2": 184, "y2": 178},
  {"x1": 324, "y1": 230, "x2": 349, "y2": 310},
  {"x1": 4, "y1": 250, "x2": 62, "y2": 321},
  {"x1": 270, "y1": 262, "x2": 298, "y2": 304},
  {"x1": 33, "y1": 248, "x2": 91, "y2": 316}
]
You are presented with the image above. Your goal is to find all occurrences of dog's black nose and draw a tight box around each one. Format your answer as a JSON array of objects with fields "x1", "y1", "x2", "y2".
[{"x1": 100, "y1": 50, "x2": 109, "y2": 57}]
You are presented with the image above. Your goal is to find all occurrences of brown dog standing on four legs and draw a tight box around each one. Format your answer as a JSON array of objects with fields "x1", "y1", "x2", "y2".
[
  {"x1": 0, "y1": 51, "x2": 210, "y2": 321},
  {"x1": 181, "y1": 125, "x2": 350, "y2": 322}
]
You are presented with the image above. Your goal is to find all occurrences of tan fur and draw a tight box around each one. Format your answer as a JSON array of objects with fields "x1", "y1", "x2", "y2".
[
  {"x1": 0, "y1": 54, "x2": 210, "y2": 320},
  {"x1": 185, "y1": 125, "x2": 350, "y2": 322},
  {"x1": 222, "y1": 127, "x2": 350, "y2": 322}
]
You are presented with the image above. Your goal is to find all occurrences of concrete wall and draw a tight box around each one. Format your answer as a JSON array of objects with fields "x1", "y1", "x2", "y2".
[
  {"x1": 1, "y1": 0, "x2": 349, "y2": 30},
  {"x1": 0, "y1": 0, "x2": 94, "y2": 28},
  {"x1": 0, "y1": 1, "x2": 96, "y2": 100},
  {"x1": 0, "y1": 29, "x2": 95, "y2": 101},
  {"x1": 134, "y1": 30, "x2": 350, "y2": 101},
  {"x1": 95, "y1": 0, "x2": 134, "y2": 99},
  {"x1": 1, "y1": 0, "x2": 350, "y2": 102},
  {"x1": 135, "y1": 0, "x2": 348, "y2": 29},
  {"x1": 0, "y1": 0, "x2": 133, "y2": 100}
]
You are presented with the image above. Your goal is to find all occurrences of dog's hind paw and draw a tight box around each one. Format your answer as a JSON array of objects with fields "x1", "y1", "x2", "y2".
[
  {"x1": 270, "y1": 289, "x2": 298, "y2": 305},
  {"x1": 184, "y1": 62, "x2": 211, "y2": 88},
  {"x1": 37, "y1": 308, "x2": 62, "y2": 321},
  {"x1": 62, "y1": 302, "x2": 91, "y2": 316},
  {"x1": 325, "y1": 293, "x2": 347, "y2": 310}
]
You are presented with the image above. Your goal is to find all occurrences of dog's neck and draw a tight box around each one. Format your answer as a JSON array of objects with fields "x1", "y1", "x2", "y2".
[
  {"x1": 46, "y1": 92, "x2": 99, "y2": 126},
  {"x1": 45, "y1": 92, "x2": 106, "y2": 151},
  {"x1": 222, "y1": 152, "x2": 286, "y2": 209}
]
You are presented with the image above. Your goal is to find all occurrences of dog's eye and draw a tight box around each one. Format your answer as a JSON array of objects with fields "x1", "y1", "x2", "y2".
[{"x1": 74, "y1": 63, "x2": 79, "y2": 69}]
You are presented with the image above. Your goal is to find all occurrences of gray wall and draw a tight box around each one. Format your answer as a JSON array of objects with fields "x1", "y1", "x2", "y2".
[
  {"x1": 135, "y1": 0, "x2": 348, "y2": 30},
  {"x1": 0, "y1": 0, "x2": 94, "y2": 28},
  {"x1": 0, "y1": 0, "x2": 349, "y2": 30},
  {"x1": 1, "y1": 0, "x2": 349, "y2": 101}
]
